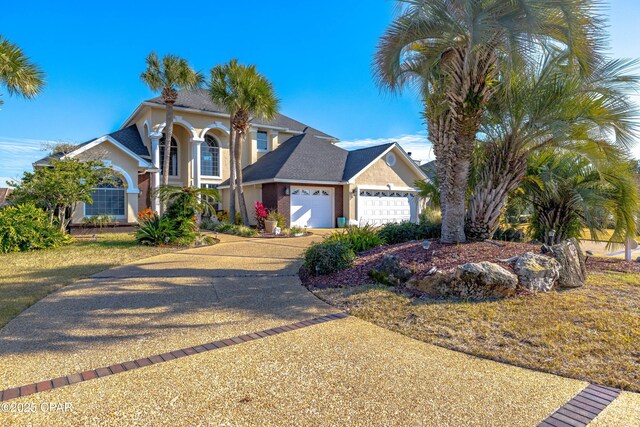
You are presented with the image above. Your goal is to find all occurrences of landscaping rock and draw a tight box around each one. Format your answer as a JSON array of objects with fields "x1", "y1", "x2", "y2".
[
  {"x1": 368, "y1": 254, "x2": 412, "y2": 286},
  {"x1": 549, "y1": 238, "x2": 587, "y2": 288},
  {"x1": 406, "y1": 261, "x2": 517, "y2": 299},
  {"x1": 514, "y1": 252, "x2": 560, "y2": 292}
]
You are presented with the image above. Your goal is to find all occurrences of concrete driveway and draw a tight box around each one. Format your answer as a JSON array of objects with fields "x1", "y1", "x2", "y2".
[{"x1": 0, "y1": 233, "x2": 636, "y2": 426}]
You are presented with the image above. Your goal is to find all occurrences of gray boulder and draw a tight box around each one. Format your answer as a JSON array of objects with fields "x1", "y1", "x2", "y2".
[
  {"x1": 549, "y1": 238, "x2": 587, "y2": 288},
  {"x1": 369, "y1": 254, "x2": 412, "y2": 286},
  {"x1": 514, "y1": 252, "x2": 560, "y2": 292},
  {"x1": 406, "y1": 261, "x2": 518, "y2": 299}
]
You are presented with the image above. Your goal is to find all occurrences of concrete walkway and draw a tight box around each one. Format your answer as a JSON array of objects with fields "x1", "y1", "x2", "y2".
[{"x1": 0, "y1": 234, "x2": 636, "y2": 426}]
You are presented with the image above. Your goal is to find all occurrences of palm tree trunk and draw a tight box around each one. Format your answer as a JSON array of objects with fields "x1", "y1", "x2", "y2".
[
  {"x1": 228, "y1": 121, "x2": 237, "y2": 222},
  {"x1": 466, "y1": 139, "x2": 528, "y2": 241},
  {"x1": 163, "y1": 102, "x2": 174, "y2": 187},
  {"x1": 235, "y1": 128, "x2": 250, "y2": 225}
]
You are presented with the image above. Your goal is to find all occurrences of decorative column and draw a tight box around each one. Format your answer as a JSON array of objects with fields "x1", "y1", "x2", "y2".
[
  {"x1": 150, "y1": 132, "x2": 162, "y2": 213},
  {"x1": 249, "y1": 128, "x2": 258, "y2": 164},
  {"x1": 191, "y1": 137, "x2": 204, "y2": 189}
]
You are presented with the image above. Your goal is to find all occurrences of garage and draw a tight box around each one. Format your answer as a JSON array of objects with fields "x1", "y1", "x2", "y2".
[
  {"x1": 290, "y1": 186, "x2": 334, "y2": 228},
  {"x1": 357, "y1": 189, "x2": 418, "y2": 226}
]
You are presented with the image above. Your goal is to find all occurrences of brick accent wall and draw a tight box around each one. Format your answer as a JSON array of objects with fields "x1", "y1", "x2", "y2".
[
  {"x1": 137, "y1": 173, "x2": 151, "y2": 211},
  {"x1": 262, "y1": 183, "x2": 344, "y2": 228}
]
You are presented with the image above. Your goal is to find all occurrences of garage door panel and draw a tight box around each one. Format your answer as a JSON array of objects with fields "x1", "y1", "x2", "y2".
[
  {"x1": 290, "y1": 186, "x2": 333, "y2": 228},
  {"x1": 358, "y1": 189, "x2": 418, "y2": 226}
]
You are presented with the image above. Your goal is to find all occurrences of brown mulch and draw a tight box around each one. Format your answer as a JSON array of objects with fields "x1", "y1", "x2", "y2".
[{"x1": 302, "y1": 240, "x2": 640, "y2": 289}]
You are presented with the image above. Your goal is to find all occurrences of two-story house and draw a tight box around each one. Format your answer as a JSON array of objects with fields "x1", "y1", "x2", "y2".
[{"x1": 35, "y1": 90, "x2": 428, "y2": 228}]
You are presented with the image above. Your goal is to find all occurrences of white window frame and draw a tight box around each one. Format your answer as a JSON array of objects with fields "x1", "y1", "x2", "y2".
[
  {"x1": 159, "y1": 136, "x2": 179, "y2": 178},
  {"x1": 257, "y1": 130, "x2": 269, "y2": 152},
  {"x1": 201, "y1": 134, "x2": 222, "y2": 179}
]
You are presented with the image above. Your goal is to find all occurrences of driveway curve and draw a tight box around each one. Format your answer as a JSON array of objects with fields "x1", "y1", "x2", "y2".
[{"x1": 0, "y1": 233, "x2": 633, "y2": 426}]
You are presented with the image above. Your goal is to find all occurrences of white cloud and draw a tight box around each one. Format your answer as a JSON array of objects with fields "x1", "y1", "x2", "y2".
[
  {"x1": 0, "y1": 136, "x2": 59, "y2": 187},
  {"x1": 338, "y1": 132, "x2": 434, "y2": 164}
]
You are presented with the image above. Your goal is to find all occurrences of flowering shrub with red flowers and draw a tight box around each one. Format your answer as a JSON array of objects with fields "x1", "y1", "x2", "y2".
[
  {"x1": 254, "y1": 202, "x2": 269, "y2": 230},
  {"x1": 138, "y1": 208, "x2": 157, "y2": 222}
]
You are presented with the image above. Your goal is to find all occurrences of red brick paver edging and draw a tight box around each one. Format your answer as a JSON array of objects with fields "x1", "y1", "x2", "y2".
[
  {"x1": 537, "y1": 384, "x2": 621, "y2": 427},
  {"x1": 0, "y1": 312, "x2": 349, "y2": 402}
]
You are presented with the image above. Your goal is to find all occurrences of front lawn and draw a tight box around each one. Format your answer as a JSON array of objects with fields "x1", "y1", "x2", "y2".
[
  {"x1": 313, "y1": 270, "x2": 640, "y2": 392},
  {"x1": 0, "y1": 233, "x2": 176, "y2": 329}
]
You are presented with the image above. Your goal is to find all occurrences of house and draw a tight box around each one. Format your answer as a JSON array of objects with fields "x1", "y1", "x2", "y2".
[
  {"x1": 0, "y1": 188, "x2": 12, "y2": 207},
  {"x1": 34, "y1": 89, "x2": 428, "y2": 228}
]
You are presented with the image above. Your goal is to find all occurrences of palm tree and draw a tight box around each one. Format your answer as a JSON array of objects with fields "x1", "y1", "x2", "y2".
[
  {"x1": 0, "y1": 35, "x2": 44, "y2": 106},
  {"x1": 522, "y1": 151, "x2": 639, "y2": 245},
  {"x1": 374, "y1": 0, "x2": 605, "y2": 243},
  {"x1": 466, "y1": 53, "x2": 640, "y2": 240},
  {"x1": 208, "y1": 59, "x2": 279, "y2": 225},
  {"x1": 141, "y1": 52, "x2": 203, "y2": 188},
  {"x1": 155, "y1": 185, "x2": 220, "y2": 216}
]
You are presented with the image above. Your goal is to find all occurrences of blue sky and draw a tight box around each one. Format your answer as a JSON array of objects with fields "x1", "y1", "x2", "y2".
[{"x1": 1, "y1": 0, "x2": 639, "y2": 186}]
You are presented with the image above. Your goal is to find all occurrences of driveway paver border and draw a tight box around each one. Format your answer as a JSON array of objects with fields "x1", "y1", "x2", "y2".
[
  {"x1": 0, "y1": 312, "x2": 349, "y2": 402},
  {"x1": 537, "y1": 384, "x2": 621, "y2": 427}
]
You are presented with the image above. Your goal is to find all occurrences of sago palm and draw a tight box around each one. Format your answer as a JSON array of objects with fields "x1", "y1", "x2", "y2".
[
  {"x1": 208, "y1": 59, "x2": 279, "y2": 225},
  {"x1": 466, "y1": 53, "x2": 640, "y2": 240},
  {"x1": 141, "y1": 52, "x2": 203, "y2": 187},
  {"x1": 0, "y1": 35, "x2": 44, "y2": 106},
  {"x1": 522, "y1": 151, "x2": 639, "y2": 245},
  {"x1": 374, "y1": 0, "x2": 605, "y2": 243}
]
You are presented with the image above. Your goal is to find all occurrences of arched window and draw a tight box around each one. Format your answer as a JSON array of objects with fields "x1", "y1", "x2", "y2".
[
  {"x1": 86, "y1": 176, "x2": 125, "y2": 217},
  {"x1": 201, "y1": 135, "x2": 220, "y2": 177},
  {"x1": 159, "y1": 136, "x2": 178, "y2": 177}
]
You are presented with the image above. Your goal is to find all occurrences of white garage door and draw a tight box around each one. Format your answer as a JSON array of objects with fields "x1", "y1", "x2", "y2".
[
  {"x1": 290, "y1": 187, "x2": 333, "y2": 228},
  {"x1": 358, "y1": 189, "x2": 418, "y2": 226}
]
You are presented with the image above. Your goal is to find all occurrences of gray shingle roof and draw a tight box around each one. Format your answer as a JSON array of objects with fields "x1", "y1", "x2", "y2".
[
  {"x1": 35, "y1": 125, "x2": 149, "y2": 165},
  {"x1": 146, "y1": 89, "x2": 336, "y2": 140},
  {"x1": 342, "y1": 143, "x2": 394, "y2": 181},
  {"x1": 420, "y1": 160, "x2": 436, "y2": 181}
]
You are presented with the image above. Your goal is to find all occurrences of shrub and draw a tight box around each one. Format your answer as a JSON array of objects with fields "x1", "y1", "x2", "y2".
[
  {"x1": 0, "y1": 204, "x2": 70, "y2": 253},
  {"x1": 303, "y1": 241, "x2": 355, "y2": 275},
  {"x1": 286, "y1": 226, "x2": 305, "y2": 236},
  {"x1": 377, "y1": 221, "x2": 441, "y2": 245},
  {"x1": 492, "y1": 227, "x2": 525, "y2": 242},
  {"x1": 83, "y1": 214, "x2": 116, "y2": 229},
  {"x1": 325, "y1": 225, "x2": 384, "y2": 252},
  {"x1": 216, "y1": 210, "x2": 230, "y2": 223},
  {"x1": 135, "y1": 214, "x2": 178, "y2": 246},
  {"x1": 234, "y1": 212, "x2": 243, "y2": 225},
  {"x1": 203, "y1": 221, "x2": 258, "y2": 237},
  {"x1": 163, "y1": 193, "x2": 198, "y2": 245},
  {"x1": 266, "y1": 211, "x2": 286, "y2": 228},
  {"x1": 199, "y1": 217, "x2": 218, "y2": 231},
  {"x1": 254, "y1": 202, "x2": 268, "y2": 230}
]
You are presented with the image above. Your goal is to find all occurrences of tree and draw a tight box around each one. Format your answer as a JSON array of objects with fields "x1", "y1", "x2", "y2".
[
  {"x1": 140, "y1": 52, "x2": 203, "y2": 188},
  {"x1": 8, "y1": 159, "x2": 112, "y2": 231},
  {"x1": 466, "y1": 54, "x2": 640, "y2": 240},
  {"x1": 0, "y1": 35, "x2": 44, "y2": 106},
  {"x1": 374, "y1": 0, "x2": 604, "y2": 243},
  {"x1": 522, "y1": 151, "x2": 639, "y2": 245},
  {"x1": 208, "y1": 59, "x2": 279, "y2": 225}
]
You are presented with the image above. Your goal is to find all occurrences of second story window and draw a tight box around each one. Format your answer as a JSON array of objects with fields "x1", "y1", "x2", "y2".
[
  {"x1": 201, "y1": 135, "x2": 220, "y2": 177},
  {"x1": 257, "y1": 130, "x2": 268, "y2": 151},
  {"x1": 159, "y1": 135, "x2": 178, "y2": 177}
]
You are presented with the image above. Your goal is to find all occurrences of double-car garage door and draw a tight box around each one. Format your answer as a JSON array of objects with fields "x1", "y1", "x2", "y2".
[{"x1": 358, "y1": 189, "x2": 418, "y2": 226}]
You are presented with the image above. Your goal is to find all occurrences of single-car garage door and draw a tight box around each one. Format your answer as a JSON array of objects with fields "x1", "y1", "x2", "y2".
[
  {"x1": 290, "y1": 186, "x2": 333, "y2": 228},
  {"x1": 358, "y1": 189, "x2": 418, "y2": 226}
]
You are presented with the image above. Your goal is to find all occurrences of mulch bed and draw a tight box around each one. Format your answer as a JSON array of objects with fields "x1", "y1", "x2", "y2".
[{"x1": 302, "y1": 240, "x2": 640, "y2": 289}]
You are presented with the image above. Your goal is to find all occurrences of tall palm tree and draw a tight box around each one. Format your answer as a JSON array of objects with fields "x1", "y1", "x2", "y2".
[
  {"x1": 466, "y1": 54, "x2": 640, "y2": 240},
  {"x1": 374, "y1": 0, "x2": 605, "y2": 243},
  {"x1": 208, "y1": 59, "x2": 279, "y2": 225},
  {"x1": 0, "y1": 35, "x2": 44, "y2": 106},
  {"x1": 141, "y1": 52, "x2": 203, "y2": 187},
  {"x1": 522, "y1": 151, "x2": 639, "y2": 245}
]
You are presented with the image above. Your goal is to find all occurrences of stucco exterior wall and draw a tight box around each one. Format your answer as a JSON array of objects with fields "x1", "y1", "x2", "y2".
[{"x1": 354, "y1": 151, "x2": 419, "y2": 188}]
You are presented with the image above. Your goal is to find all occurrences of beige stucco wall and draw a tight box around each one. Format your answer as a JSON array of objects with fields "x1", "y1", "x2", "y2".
[
  {"x1": 70, "y1": 140, "x2": 141, "y2": 224},
  {"x1": 217, "y1": 185, "x2": 262, "y2": 226},
  {"x1": 354, "y1": 150, "x2": 421, "y2": 188},
  {"x1": 343, "y1": 184, "x2": 357, "y2": 225}
]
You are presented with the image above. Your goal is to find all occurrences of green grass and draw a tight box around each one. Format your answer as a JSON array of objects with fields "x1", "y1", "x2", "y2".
[
  {"x1": 0, "y1": 233, "x2": 176, "y2": 329},
  {"x1": 314, "y1": 271, "x2": 640, "y2": 392}
]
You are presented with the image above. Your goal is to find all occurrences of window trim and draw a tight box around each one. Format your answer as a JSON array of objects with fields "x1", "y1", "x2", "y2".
[
  {"x1": 159, "y1": 136, "x2": 179, "y2": 178},
  {"x1": 200, "y1": 134, "x2": 222, "y2": 178},
  {"x1": 84, "y1": 183, "x2": 127, "y2": 220},
  {"x1": 257, "y1": 130, "x2": 269, "y2": 152}
]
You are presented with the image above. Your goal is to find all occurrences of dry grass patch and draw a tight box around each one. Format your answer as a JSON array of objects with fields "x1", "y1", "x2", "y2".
[
  {"x1": 0, "y1": 233, "x2": 177, "y2": 329},
  {"x1": 313, "y1": 271, "x2": 640, "y2": 392}
]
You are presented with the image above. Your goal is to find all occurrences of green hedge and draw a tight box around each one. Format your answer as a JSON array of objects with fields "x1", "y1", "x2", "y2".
[
  {"x1": 0, "y1": 204, "x2": 70, "y2": 253},
  {"x1": 303, "y1": 241, "x2": 355, "y2": 275}
]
